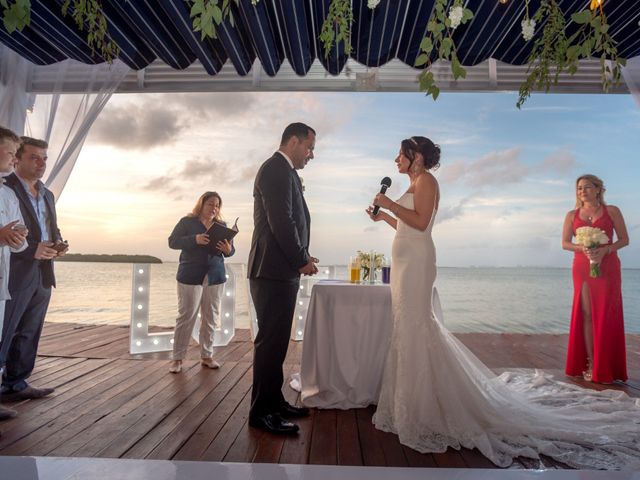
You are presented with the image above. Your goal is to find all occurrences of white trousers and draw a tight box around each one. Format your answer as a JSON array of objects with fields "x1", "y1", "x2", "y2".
[{"x1": 172, "y1": 280, "x2": 223, "y2": 360}]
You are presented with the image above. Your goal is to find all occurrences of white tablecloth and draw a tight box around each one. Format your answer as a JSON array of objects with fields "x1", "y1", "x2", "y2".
[{"x1": 300, "y1": 280, "x2": 393, "y2": 409}]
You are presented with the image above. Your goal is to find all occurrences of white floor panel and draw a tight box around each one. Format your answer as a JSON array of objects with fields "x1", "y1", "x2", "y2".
[{"x1": 0, "y1": 457, "x2": 637, "y2": 480}]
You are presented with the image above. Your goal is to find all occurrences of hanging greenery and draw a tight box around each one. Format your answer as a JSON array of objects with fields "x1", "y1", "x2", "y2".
[
  {"x1": 414, "y1": 0, "x2": 473, "y2": 100},
  {"x1": 0, "y1": 0, "x2": 30, "y2": 33},
  {"x1": 319, "y1": 0, "x2": 354, "y2": 59},
  {"x1": 61, "y1": 0, "x2": 119, "y2": 63},
  {"x1": 516, "y1": 0, "x2": 625, "y2": 108},
  {"x1": 0, "y1": 0, "x2": 628, "y2": 109},
  {"x1": 187, "y1": 0, "x2": 236, "y2": 40}
]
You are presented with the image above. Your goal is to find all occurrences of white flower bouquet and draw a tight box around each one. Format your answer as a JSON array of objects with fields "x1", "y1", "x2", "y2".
[
  {"x1": 575, "y1": 226, "x2": 610, "y2": 278},
  {"x1": 357, "y1": 250, "x2": 385, "y2": 282}
]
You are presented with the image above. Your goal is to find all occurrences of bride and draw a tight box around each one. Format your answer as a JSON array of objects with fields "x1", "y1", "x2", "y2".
[{"x1": 366, "y1": 136, "x2": 640, "y2": 469}]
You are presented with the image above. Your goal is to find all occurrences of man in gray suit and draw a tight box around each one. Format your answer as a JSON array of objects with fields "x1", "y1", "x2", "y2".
[{"x1": 248, "y1": 123, "x2": 318, "y2": 434}]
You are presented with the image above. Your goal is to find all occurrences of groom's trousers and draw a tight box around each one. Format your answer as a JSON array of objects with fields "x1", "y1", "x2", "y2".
[{"x1": 249, "y1": 277, "x2": 300, "y2": 419}]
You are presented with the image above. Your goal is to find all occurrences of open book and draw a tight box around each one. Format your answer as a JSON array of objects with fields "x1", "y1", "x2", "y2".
[{"x1": 205, "y1": 217, "x2": 239, "y2": 254}]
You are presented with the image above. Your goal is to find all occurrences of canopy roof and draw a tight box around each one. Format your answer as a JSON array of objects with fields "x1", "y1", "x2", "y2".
[{"x1": 1, "y1": 0, "x2": 640, "y2": 94}]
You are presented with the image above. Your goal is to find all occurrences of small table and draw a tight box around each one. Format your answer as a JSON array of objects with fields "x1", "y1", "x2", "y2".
[{"x1": 300, "y1": 280, "x2": 393, "y2": 409}]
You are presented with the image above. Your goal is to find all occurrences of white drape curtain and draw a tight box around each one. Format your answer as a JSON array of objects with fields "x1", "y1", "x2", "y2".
[
  {"x1": 25, "y1": 59, "x2": 130, "y2": 200},
  {"x1": 622, "y1": 56, "x2": 640, "y2": 109},
  {"x1": 0, "y1": 44, "x2": 35, "y2": 134},
  {"x1": 1, "y1": 45, "x2": 130, "y2": 200}
]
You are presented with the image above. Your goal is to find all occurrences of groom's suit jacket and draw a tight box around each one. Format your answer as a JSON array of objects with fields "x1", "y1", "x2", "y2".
[
  {"x1": 248, "y1": 152, "x2": 310, "y2": 281},
  {"x1": 4, "y1": 173, "x2": 61, "y2": 291}
]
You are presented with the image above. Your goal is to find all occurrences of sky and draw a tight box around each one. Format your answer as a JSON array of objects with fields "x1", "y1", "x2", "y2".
[{"x1": 28, "y1": 90, "x2": 640, "y2": 268}]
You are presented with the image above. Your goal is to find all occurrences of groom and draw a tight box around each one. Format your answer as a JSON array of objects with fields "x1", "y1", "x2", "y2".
[{"x1": 248, "y1": 122, "x2": 318, "y2": 434}]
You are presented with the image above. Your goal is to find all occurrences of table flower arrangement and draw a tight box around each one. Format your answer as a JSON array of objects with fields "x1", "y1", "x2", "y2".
[{"x1": 357, "y1": 250, "x2": 385, "y2": 283}]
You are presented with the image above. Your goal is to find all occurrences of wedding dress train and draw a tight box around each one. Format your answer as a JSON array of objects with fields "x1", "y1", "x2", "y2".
[{"x1": 372, "y1": 193, "x2": 640, "y2": 469}]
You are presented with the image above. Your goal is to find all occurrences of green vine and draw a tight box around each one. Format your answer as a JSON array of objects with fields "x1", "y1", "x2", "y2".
[
  {"x1": 517, "y1": 0, "x2": 625, "y2": 108},
  {"x1": 0, "y1": 0, "x2": 30, "y2": 33},
  {"x1": 319, "y1": 0, "x2": 354, "y2": 59},
  {"x1": 188, "y1": 0, "x2": 235, "y2": 41},
  {"x1": 415, "y1": 0, "x2": 474, "y2": 100},
  {"x1": 61, "y1": 0, "x2": 119, "y2": 63}
]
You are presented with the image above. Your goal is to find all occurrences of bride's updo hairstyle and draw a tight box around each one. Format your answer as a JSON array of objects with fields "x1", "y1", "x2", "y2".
[{"x1": 401, "y1": 136, "x2": 441, "y2": 171}]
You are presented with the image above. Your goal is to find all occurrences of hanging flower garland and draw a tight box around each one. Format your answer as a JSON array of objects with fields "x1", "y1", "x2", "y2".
[
  {"x1": 0, "y1": 0, "x2": 628, "y2": 108},
  {"x1": 0, "y1": 0, "x2": 30, "y2": 33},
  {"x1": 414, "y1": 0, "x2": 474, "y2": 100},
  {"x1": 516, "y1": 0, "x2": 625, "y2": 108},
  {"x1": 319, "y1": 0, "x2": 355, "y2": 59},
  {"x1": 188, "y1": 0, "x2": 237, "y2": 40},
  {"x1": 61, "y1": 0, "x2": 119, "y2": 62}
]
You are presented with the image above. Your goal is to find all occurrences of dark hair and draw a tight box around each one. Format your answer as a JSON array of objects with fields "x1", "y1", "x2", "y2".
[
  {"x1": 16, "y1": 136, "x2": 48, "y2": 158},
  {"x1": 189, "y1": 191, "x2": 223, "y2": 222},
  {"x1": 0, "y1": 126, "x2": 20, "y2": 145},
  {"x1": 400, "y1": 136, "x2": 440, "y2": 171},
  {"x1": 280, "y1": 122, "x2": 316, "y2": 146}
]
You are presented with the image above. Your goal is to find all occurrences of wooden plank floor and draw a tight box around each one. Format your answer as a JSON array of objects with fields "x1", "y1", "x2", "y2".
[{"x1": 1, "y1": 322, "x2": 638, "y2": 470}]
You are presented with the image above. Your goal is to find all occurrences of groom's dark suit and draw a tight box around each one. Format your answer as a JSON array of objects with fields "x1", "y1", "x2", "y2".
[{"x1": 248, "y1": 152, "x2": 310, "y2": 420}]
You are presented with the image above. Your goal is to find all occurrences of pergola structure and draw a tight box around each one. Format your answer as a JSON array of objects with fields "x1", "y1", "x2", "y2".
[{"x1": 1, "y1": 0, "x2": 639, "y2": 95}]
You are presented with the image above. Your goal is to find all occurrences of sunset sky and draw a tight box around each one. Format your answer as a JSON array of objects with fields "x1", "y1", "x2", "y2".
[{"x1": 30, "y1": 90, "x2": 640, "y2": 268}]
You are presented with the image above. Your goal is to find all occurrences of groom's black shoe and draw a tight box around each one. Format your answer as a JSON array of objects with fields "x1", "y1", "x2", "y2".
[
  {"x1": 249, "y1": 413, "x2": 299, "y2": 434},
  {"x1": 279, "y1": 402, "x2": 310, "y2": 419}
]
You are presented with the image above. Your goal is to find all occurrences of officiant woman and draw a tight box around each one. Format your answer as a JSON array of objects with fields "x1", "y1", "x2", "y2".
[
  {"x1": 562, "y1": 174, "x2": 629, "y2": 384},
  {"x1": 167, "y1": 191, "x2": 234, "y2": 374}
]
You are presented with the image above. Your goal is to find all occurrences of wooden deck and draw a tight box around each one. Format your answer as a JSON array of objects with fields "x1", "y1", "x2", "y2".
[{"x1": 0, "y1": 322, "x2": 638, "y2": 470}]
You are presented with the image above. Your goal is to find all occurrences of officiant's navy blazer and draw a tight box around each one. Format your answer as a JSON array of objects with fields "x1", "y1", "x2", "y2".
[
  {"x1": 4, "y1": 173, "x2": 61, "y2": 291},
  {"x1": 248, "y1": 152, "x2": 310, "y2": 281}
]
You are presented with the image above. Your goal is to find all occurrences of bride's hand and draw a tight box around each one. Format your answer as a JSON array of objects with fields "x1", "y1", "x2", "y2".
[
  {"x1": 366, "y1": 206, "x2": 385, "y2": 222},
  {"x1": 373, "y1": 193, "x2": 393, "y2": 210}
]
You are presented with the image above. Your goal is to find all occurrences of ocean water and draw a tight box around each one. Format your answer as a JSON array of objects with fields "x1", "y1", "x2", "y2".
[{"x1": 47, "y1": 262, "x2": 640, "y2": 334}]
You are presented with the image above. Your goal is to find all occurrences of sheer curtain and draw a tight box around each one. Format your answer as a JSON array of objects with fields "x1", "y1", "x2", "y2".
[
  {"x1": 0, "y1": 44, "x2": 35, "y2": 135},
  {"x1": 25, "y1": 60, "x2": 130, "y2": 200},
  {"x1": 622, "y1": 56, "x2": 640, "y2": 109}
]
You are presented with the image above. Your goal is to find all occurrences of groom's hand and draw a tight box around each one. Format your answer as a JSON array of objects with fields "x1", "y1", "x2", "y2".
[{"x1": 299, "y1": 260, "x2": 318, "y2": 276}]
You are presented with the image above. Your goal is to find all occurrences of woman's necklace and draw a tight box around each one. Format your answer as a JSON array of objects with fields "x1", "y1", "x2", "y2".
[{"x1": 585, "y1": 204, "x2": 601, "y2": 224}]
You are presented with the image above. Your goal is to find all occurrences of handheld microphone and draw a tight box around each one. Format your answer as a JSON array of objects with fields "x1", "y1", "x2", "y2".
[{"x1": 372, "y1": 177, "x2": 392, "y2": 215}]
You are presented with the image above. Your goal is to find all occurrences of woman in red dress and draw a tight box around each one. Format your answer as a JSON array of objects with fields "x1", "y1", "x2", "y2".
[{"x1": 562, "y1": 174, "x2": 629, "y2": 383}]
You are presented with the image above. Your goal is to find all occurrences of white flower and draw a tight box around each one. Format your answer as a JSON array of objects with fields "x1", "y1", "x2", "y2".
[
  {"x1": 368, "y1": 0, "x2": 381, "y2": 9},
  {"x1": 575, "y1": 226, "x2": 609, "y2": 248},
  {"x1": 449, "y1": 6, "x2": 463, "y2": 30},
  {"x1": 521, "y1": 18, "x2": 536, "y2": 42},
  {"x1": 251, "y1": 0, "x2": 260, "y2": 5}
]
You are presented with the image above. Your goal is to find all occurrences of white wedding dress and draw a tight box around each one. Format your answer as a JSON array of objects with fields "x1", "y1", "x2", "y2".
[{"x1": 372, "y1": 193, "x2": 640, "y2": 469}]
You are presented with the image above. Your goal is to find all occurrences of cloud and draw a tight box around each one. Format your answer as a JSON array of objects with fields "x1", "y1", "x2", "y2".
[
  {"x1": 141, "y1": 155, "x2": 257, "y2": 195},
  {"x1": 169, "y1": 92, "x2": 258, "y2": 119},
  {"x1": 143, "y1": 176, "x2": 172, "y2": 191},
  {"x1": 435, "y1": 196, "x2": 473, "y2": 224},
  {"x1": 91, "y1": 102, "x2": 184, "y2": 149},
  {"x1": 540, "y1": 149, "x2": 577, "y2": 173},
  {"x1": 440, "y1": 148, "x2": 528, "y2": 188}
]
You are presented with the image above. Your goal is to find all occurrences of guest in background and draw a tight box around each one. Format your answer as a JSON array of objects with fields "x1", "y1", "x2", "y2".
[
  {"x1": 562, "y1": 174, "x2": 629, "y2": 383},
  {"x1": 0, "y1": 127, "x2": 28, "y2": 421},
  {"x1": 168, "y1": 191, "x2": 234, "y2": 374},
  {"x1": 0, "y1": 136, "x2": 66, "y2": 403}
]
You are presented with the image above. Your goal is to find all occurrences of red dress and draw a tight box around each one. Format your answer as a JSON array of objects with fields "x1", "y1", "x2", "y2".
[{"x1": 565, "y1": 207, "x2": 627, "y2": 383}]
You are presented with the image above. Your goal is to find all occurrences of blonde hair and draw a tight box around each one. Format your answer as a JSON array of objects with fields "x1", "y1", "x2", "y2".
[
  {"x1": 189, "y1": 191, "x2": 223, "y2": 222},
  {"x1": 575, "y1": 174, "x2": 606, "y2": 209}
]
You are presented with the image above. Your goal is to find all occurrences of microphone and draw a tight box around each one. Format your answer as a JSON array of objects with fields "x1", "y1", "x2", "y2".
[{"x1": 372, "y1": 177, "x2": 392, "y2": 216}]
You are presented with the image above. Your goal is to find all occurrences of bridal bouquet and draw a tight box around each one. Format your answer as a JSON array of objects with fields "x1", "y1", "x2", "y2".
[
  {"x1": 575, "y1": 226, "x2": 610, "y2": 278},
  {"x1": 357, "y1": 250, "x2": 385, "y2": 282}
]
